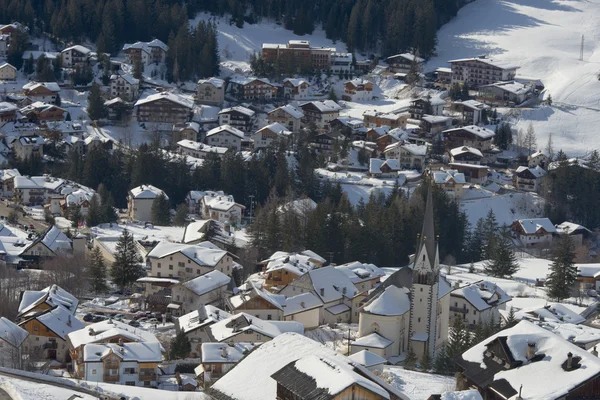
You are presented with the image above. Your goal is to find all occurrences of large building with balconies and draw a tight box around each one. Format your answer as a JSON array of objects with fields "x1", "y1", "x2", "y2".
[
  {"x1": 262, "y1": 40, "x2": 351, "y2": 73},
  {"x1": 448, "y1": 56, "x2": 519, "y2": 88}
]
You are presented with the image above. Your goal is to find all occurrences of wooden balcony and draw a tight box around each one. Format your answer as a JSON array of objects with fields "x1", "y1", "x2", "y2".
[
  {"x1": 103, "y1": 374, "x2": 119, "y2": 382},
  {"x1": 139, "y1": 373, "x2": 157, "y2": 381}
]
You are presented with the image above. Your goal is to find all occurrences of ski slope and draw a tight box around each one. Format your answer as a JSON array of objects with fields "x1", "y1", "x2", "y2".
[{"x1": 427, "y1": 0, "x2": 600, "y2": 155}]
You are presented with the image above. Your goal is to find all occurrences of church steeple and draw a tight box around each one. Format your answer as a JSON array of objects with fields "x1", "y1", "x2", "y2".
[
  {"x1": 413, "y1": 185, "x2": 439, "y2": 283},
  {"x1": 419, "y1": 185, "x2": 436, "y2": 264}
]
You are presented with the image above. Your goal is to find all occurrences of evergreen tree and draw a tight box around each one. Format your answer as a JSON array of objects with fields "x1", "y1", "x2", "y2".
[
  {"x1": 404, "y1": 346, "x2": 417, "y2": 369},
  {"x1": 448, "y1": 316, "x2": 470, "y2": 358},
  {"x1": 87, "y1": 83, "x2": 107, "y2": 120},
  {"x1": 88, "y1": 246, "x2": 109, "y2": 293},
  {"x1": 547, "y1": 234, "x2": 577, "y2": 301},
  {"x1": 420, "y1": 350, "x2": 432, "y2": 371},
  {"x1": 110, "y1": 229, "x2": 143, "y2": 289},
  {"x1": 86, "y1": 194, "x2": 102, "y2": 227},
  {"x1": 588, "y1": 150, "x2": 600, "y2": 170},
  {"x1": 169, "y1": 331, "x2": 191, "y2": 359},
  {"x1": 151, "y1": 193, "x2": 171, "y2": 225},
  {"x1": 69, "y1": 204, "x2": 82, "y2": 228},
  {"x1": 433, "y1": 345, "x2": 454, "y2": 375},
  {"x1": 328, "y1": 88, "x2": 338, "y2": 101},
  {"x1": 482, "y1": 210, "x2": 499, "y2": 260},
  {"x1": 173, "y1": 203, "x2": 188, "y2": 226},
  {"x1": 473, "y1": 319, "x2": 485, "y2": 343},
  {"x1": 133, "y1": 59, "x2": 143, "y2": 80},
  {"x1": 525, "y1": 122, "x2": 537, "y2": 155},
  {"x1": 545, "y1": 133, "x2": 555, "y2": 161},
  {"x1": 484, "y1": 226, "x2": 519, "y2": 278},
  {"x1": 505, "y1": 307, "x2": 517, "y2": 328}
]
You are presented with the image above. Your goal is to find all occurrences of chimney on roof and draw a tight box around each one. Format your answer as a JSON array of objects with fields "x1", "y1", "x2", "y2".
[
  {"x1": 526, "y1": 342, "x2": 536, "y2": 360},
  {"x1": 66, "y1": 315, "x2": 71, "y2": 327},
  {"x1": 300, "y1": 301, "x2": 305, "y2": 308},
  {"x1": 118, "y1": 338, "x2": 123, "y2": 347},
  {"x1": 320, "y1": 288, "x2": 325, "y2": 297},
  {"x1": 221, "y1": 346, "x2": 227, "y2": 358},
  {"x1": 120, "y1": 346, "x2": 124, "y2": 354},
  {"x1": 566, "y1": 352, "x2": 573, "y2": 369},
  {"x1": 592, "y1": 346, "x2": 598, "y2": 357},
  {"x1": 88, "y1": 328, "x2": 95, "y2": 336}
]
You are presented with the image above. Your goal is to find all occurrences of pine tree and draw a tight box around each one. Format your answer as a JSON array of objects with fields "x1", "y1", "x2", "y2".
[
  {"x1": 433, "y1": 345, "x2": 454, "y2": 375},
  {"x1": 169, "y1": 331, "x2": 191, "y2": 359},
  {"x1": 525, "y1": 122, "x2": 537, "y2": 155},
  {"x1": 484, "y1": 227, "x2": 519, "y2": 278},
  {"x1": 404, "y1": 346, "x2": 417, "y2": 369},
  {"x1": 482, "y1": 210, "x2": 499, "y2": 260},
  {"x1": 173, "y1": 203, "x2": 188, "y2": 226},
  {"x1": 505, "y1": 307, "x2": 517, "y2": 328},
  {"x1": 133, "y1": 59, "x2": 143, "y2": 80},
  {"x1": 473, "y1": 318, "x2": 485, "y2": 343},
  {"x1": 588, "y1": 150, "x2": 600, "y2": 170},
  {"x1": 110, "y1": 229, "x2": 143, "y2": 290},
  {"x1": 328, "y1": 88, "x2": 338, "y2": 101},
  {"x1": 448, "y1": 316, "x2": 470, "y2": 358},
  {"x1": 151, "y1": 193, "x2": 171, "y2": 226},
  {"x1": 88, "y1": 246, "x2": 109, "y2": 293},
  {"x1": 420, "y1": 349, "x2": 432, "y2": 371},
  {"x1": 87, "y1": 83, "x2": 107, "y2": 120},
  {"x1": 86, "y1": 194, "x2": 102, "y2": 227},
  {"x1": 69, "y1": 205, "x2": 82, "y2": 228},
  {"x1": 545, "y1": 133, "x2": 555, "y2": 161},
  {"x1": 547, "y1": 234, "x2": 577, "y2": 301}
]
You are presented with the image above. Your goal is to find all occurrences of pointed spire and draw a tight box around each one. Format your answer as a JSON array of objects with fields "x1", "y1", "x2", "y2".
[{"x1": 419, "y1": 185, "x2": 436, "y2": 264}]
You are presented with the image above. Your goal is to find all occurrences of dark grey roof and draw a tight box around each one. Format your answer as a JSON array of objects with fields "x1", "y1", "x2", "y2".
[
  {"x1": 271, "y1": 360, "x2": 332, "y2": 400},
  {"x1": 418, "y1": 186, "x2": 436, "y2": 264}
]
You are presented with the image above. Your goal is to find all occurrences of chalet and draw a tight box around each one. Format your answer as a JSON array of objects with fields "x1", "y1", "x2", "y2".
[
  {"x1": 0, "y1": 62, "x2": 17, "y2": 80},
  {"x1": 172, "y1": 122, "x2": 200, "y2": 143},
  {"x1": 229, "y1": 77, "x2": 278, "y2": 101},
  {"x1": 454, "y1": 321, "x2": 600, "y2": 400},
  {"x1": 435, "y1": 67, "x2": 452, "y2": 84},
  {"x1": 207, "y1": 312, "x2": 303, "y2": 344},
  {"x1": 335, "y1": 261, "x2": 386, "y2": 320},
  {"x1": 449, "y1": 56, "x2": 519, "y2": 87},
  {"x1": 12, "y1": 135, "x2": 44, "y2": 160},
  {"x1": 227, "y1": 282, "x2": 285, "y2": 321},
  {"x1": 253, "y1": 122, "x2": 291, "y2": 150},
  {"x1": 20, "y1": 226, "x2": 78, "y2": 264},
  {"x1": 0, "y1": 22, "x2": 27, "y2": 41},
  {"x1": 200, "y1": 191, "x2": 245, "y2": 224},
  {"x1": 196, "y1": 342, "x2": 258, "y2": 388},
  {"x1": 300, "y1": 100, "x2": 341, "y2": 131},
  {"x1": 366, "y1": 126, "x2": 392, "y2": 143},
  {"x1": 330, "y1": 117, "x2": 367, "y2": 138},
  {"x1": 282, "y1": 78, "x2": 310, "y2": 100},
  {"x1": 110, "y1": 73, "x2": 140, "y2": 102},
  {"x1": 177, "y1": 140, "x2": 228, "y2": 159},
  {"x1": 170, "y1": 270, "x2": 231, "y2": 317},
  {"x1": 432, "y1": 170, "x2": 466, "y2": 198},
  {"x1": 576, "y1": 265, "x2": 600, "y2": 292},
  {"x1": 443, "y1": 125, "x2": 495, "y2": 152},
  {"x1": 0, "y1": 317, "x2": 28, "y2": 369},
  {"x1": 127, "y1": 184, "x2": 168, "y2": 222},
  {"x1": 513, "y1": 166, "x2": 546, "y2": 192},
  {"x1": 386, "y1": 53, "x2": 424, "y2": 73},
  {"x1": 267, "y1": 104, "x2": 304, "y2": 132},
  {"x1": 477, "y1": 80, "x2": 531, "y2": 106},
  {"x1": 383, "y1": 142, "x2": 427, "y2": 170},
  {"x1": 77, "y1": 341, "x2": 162, "y2": 386},
  {"x1": 556, "y1": 221, "x2": 592, "y2": 247},
  {"x1": 123, "y1": 39, "x2": 168, "y2": 66},
  {"x1": 19, "y1": 102, "x2": 66, "y2": 123},
  {"x1": 0, "y1": 168, "x2": 20, "y2": 197},
  {"x1": 368, "y1": 158, "x2": 401, "y2": 178},
  {"x1": 218, "y1": 106, "x2": 256, "y2": 133},
  {"x1": 511, "y1": 218, "x2": 556, "y2": 247},
  {"x1": 455, "y1": 99, "x2": 490, "y2": 125},
  {"x1": 409, "y1": 97, "x2": 445, "y2": 119},
  {"x1": 311, "y1": 131, "x2": 342, "y2": 153},
  {"x1": 448, "y1": 163, "x2": 489, "y2": 185},
  {"x1": 209, "y1": 333, "x2": 402, "y2": 400},
  {"x1": 420, "y1": 115, "x2": 452, "y2": 135},
  {"x1": 261, "y1": 250, "x2": 324, "y2": 290},
  {"x1": 22, "y1": 82, "x2": 60, "y2": 103},
  {"x1": 175, "y1": 306, "x2": 231, "y2": 357},
  {"x1": 143, "y1": 241, "x2": 235, "y2": 296},
  {"x1": 134, "y1": 92, "x2": 193, "y2": 124},
  {"x1": 206, "y1": 125, "x2": 245, "y2": 152},
  {"x1": 528, "y1": 150, "x2": 549, "y2": 169},
  {"x1": 60, "y1": 45, "x2": 91, "y2": 68},
  {"x1": 197, "y1": 77, "x2": 225, "y2": 106},
  {"x1": 450, "y1": 281, "x2": 511, "y2": 328},
  {"x1": 342, "y1": 79, "x2": 374, "y2": 101},
  {"x1": 450, "y1": 146, "x2": 483, "y2": 165},
  {"x1": 104, "y1": 97, "x2": 130, "y2": 121},
  {"x1": 0, "y1": 102, "x2": 18, "y2": 123},
  {"x1": 363, "y1": 110, "x2": 408, "y2": 129},
  {"x1": 13, "y1": 175, "x2": 65, "y2": 206}
]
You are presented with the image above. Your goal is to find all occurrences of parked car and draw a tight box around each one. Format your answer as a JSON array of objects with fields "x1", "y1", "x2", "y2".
[
  {"x1": 129, "y1": 307, "x2": 140, "y2": 313},
  {"x1": 147, "y1": 318, "x2": 159, "y2": 324},
  {"x1": 128, "y1": 320, "x2": 141, "y2": 327},
  {"x1": 83, "y1": 313, "x2": 94, "y2": 322},
  {"x1": 137, "y1": 317, "x2": 149, "y2": 323},
  {"x1": 134, "y1": 313, "x2": 149, "y2": 320},
  {"x1": 95, "y1": 311, "x2": 105, "y2": 316},
  {"x1": 113, "y1": 314, "x2": 125, "y2": 321},
  {"x1": 92, "y1": 315, "x2": 106, "y2": 323}
]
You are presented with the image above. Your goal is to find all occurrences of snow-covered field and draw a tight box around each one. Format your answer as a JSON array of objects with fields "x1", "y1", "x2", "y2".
[
  {"x1": 459, "y1": 190, "x2": 545, "y2": 227},
  {"x1": 428, "y1": 0, "x2": 600, "y2": 155}
]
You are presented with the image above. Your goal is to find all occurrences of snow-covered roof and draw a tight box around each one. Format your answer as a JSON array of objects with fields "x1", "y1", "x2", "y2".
[
  {"x1": 123, "y1": 39, "x2": 167, "y2": 53},
  {"x1": 347, "y1": 350, "x2": 387, "y2": 367},
  {"x1": 67, "y1": 318, "x2": 159, "y2": 349},
  {"x1": 83, "y1": 341, "x2": 163, "y2": 362},
  {"x1": 211, "y1": 332, "x2": 402, "y2": 400},
  {"x1": 0, "y1": 62, "x2": 16, "y2": 72},
  {"x1": 451, "y1": 280, "x2": 511, "y2": 311},
  {"x1": 458, "y1": 321, "x2": 600, "y2": 400},
  {"x1": 514, "y1": 303, "x2": 585, "y2": 324},
  {"x1": 301, "y1": 100, "x2": 342, "y2": 113},
  {"x1": 18, "y1": 284, "x2": 78, "y2": 316},
  {"x1": 432, "y1": 169, "x2": 467, "y2": 185},
  {"x1": 147, "y1": 241, "x2": 228, "y2": 267},
  {"x1": 448, "y1": 57, "x2": 519, "y2": 70},
  {"x1": 483, "y1": 80, "x2": 530, "y2": 96},
  {"x1": 282, "y1": 292, "x2": 322, "y2": 316},
  {"x1": 219, "y1": 105, "x2": 255, "y2": 117},
  {"x1": 369, "y1": 158, "x2": 402, "y2": 174},
  {"x1": 110, "y1": 73, "x2": 139, "y2": 85},
  {"x1": 556, "y1": 221, "x2": 591, "y2": 235},
  {"x1": 134, "y1": 92, "x2": 193, "y2": 109},
  {"x1": 197, "y1": 77, "x2": 225, "y2": 88},
  {"x1": 363, "y1": 285, "x2": 410, "y2": 316},
  {"x1": 422, "y1": 114, "x2": 452, "y2": 124},
  {"x1": 200, "y1": 342, "x2": 258, "y2": 364},
  {"x1": 307, "y1": 266, "x2": 359, "y2": 302},
  {"x1": 206, "y1": 124, "x2": 245, "y2": 139},
  {"x1": 439, "y1": 390, "x2": 483, "y2": 400},
  {"x1": 62, "y1": 45, "x2": 91, "y2": 55},
  {"x1": 0, "y1": 102, "x2": 18, "y2": 113},
  {"x1": 28, "y1": 306, "x2": 85, "y2": 340},
  {"x1": 129, "y1": 184, "x2": 168, "y2": 200},
  {"x1": 576, "y1": 264, "x2": 600, "y2": 278},
  {"x1": 387, "y1": 53, "x2": 425, "y2": 63},
  {"x1": 0, "y1": 317, "x2": 28, "y2": 347},
  {"x1": 443, "y1": 125, "x2": 495, "y2": 140},
  {"x1": 256, "y1": 122, "x2": 291, "y2": 137},
  {"x1": 0, "y1": 168, "x2": 20, "y2": 182},
  {"x1": 180, "y1": 270, "x2": 230, "y2": 296},
  {"x1": 22, "y1": 81, "x2": 61, "y2": 93},
  {"x1": 229, "y1": 76, "x2": 273, "y2": 86},
  {"x1": 202, "y1": 190, "x2": 245, "y2": 212},
  {"x1": 516, "y1": 218, "x2": 556, "y2": 235},
  {"x1": 208, "y1": 312, "x2": 284, "y2": 341},
  {"x1": 539, "y1": 321, "x2": 600, "y2": 347},
  {"x1": 37, "y1": 225, "x2": 72, "y2": 253},
  {"x1": 230, "y1": 281, "x2": 285, "y2": 310},
  {"x1": 177, "y1": 140, "x2": 228, "y2": 154},
  {"x1": 335, "y1": 261, "x2": 386, "y2": 284},
  {"x1": 283, "y1": 78, "x2": 309, "y2": 87},
  {"x1": 515, "y1": 165, "x2": 546, "y2": 178},
  {"x1": 450, "y1": 146, "x2": 483, "y2": 158},
  {"x1": 352, "y1": 332, "x2": 393, "y2": 349},
  {"x1": 177, "y1": 305, "x2": 231, "y2": 334},
  {"x1": 264, "y1": 251, "x2": 320, "y2": 278},
  {"x1": 271, "y1": 104, "x2": 304, "y2": 119}
]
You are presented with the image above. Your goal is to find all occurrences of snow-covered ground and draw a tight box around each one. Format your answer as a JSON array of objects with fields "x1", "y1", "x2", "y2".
[
  {"x1": 428, "y1": 0, "x2": 600, "y2": 155},
  {"x1": 459, "y1": 190, "x2": 545, "y2": 227},
  {"x1": 381, "y1": 367, "x2": 455, "y2": 400},
  {"x1": 304, "y1": 323, "x2": 358, "y2": 355}
]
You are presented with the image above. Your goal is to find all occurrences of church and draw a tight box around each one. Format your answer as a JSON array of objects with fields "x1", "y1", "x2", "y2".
[{"x1": 352, "y1": 187, "x2": 452, "y2": 361}]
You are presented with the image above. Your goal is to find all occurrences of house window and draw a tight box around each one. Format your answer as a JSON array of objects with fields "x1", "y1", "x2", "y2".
[
  {"x1": 420, "y1": 288, "x2": 423, "y2": 292},
  {"x1": 169, "y1": 265, "x2": 173, "y2": 270},
  {"x1": 124, "y1": 368, "x2": 136, "y2": 374},
  {"x1": 197, "y1": 269, "x2": 201, "y2": 274},
  {"x1": 126, "y1": 382, "x2": 136, "y2": 386},
  {"x1": 91, "y1": 369, "x2": 97, "y2": 374},
  {"x1": 157, "y1": 263, "x2": 161, "y2": 268},
  {"x1": 157, "y1": 272, "x2": 161, "y2": 277},
  {"x1": 418, "y1": 318, "x2": 421, "y2": 323},
  {"x1": 256, "y1": 334, "x2": 261, "y2": 340},
  {"x1": 267, "y1": 315, "x2": 272, "y2": 320}
]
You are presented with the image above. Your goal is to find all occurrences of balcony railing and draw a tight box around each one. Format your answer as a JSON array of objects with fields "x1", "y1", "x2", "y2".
[
  {"x1": 43, "y1": 342, "x2": 58, "y2": 349},
  {"x1": 450, "y1": 306, "x2": 468, "y2": 313},
  {"x1": 103, "y1": 375, "x2": 119, "y2": 382},
  {"x1": 139, "y1": 373, "x2": 157, "y2": 381}
]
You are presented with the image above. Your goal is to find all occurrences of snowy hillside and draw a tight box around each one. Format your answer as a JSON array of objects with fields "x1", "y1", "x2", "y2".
[{"x1": 428, "y1": 0, "x2": 600, "y2": 155}]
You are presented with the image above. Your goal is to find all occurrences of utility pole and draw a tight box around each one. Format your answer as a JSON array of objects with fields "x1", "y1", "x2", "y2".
[{"x1": 580, "y1": 34, "x2": 584, "y2": 61}]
